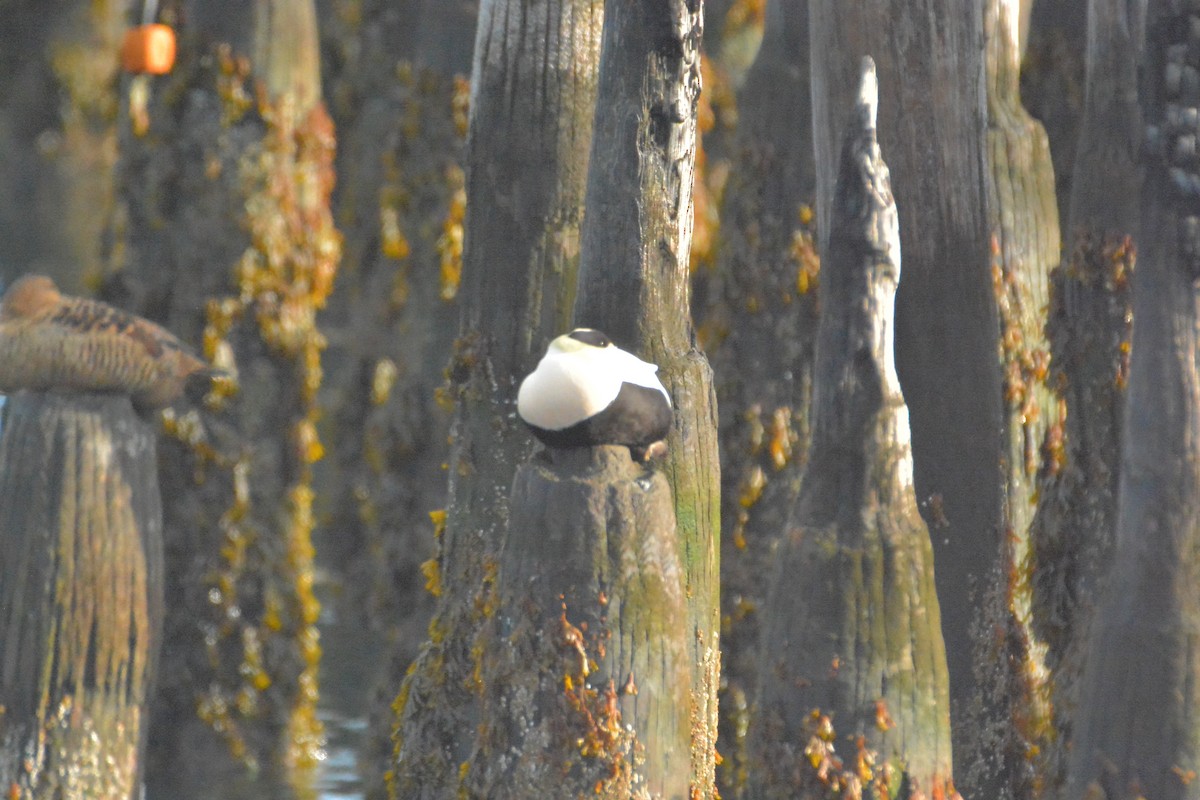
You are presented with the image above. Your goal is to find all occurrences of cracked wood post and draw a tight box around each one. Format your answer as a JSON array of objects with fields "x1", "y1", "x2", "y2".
[
  {"x1": 808, "y1": 5, "x2": 998, "y2": 786},
  {"x1": 468, "y1": 447, "x2": 689, "y2": 798},
  {"x1": 1064, "y1": 8, "x2": 1200, "y2": 800},
  {"x1": 696, "y1": 4, "x2": 818, "y2": 790},
  {"x1": 1028, "y1": 0, "x2": 1142, "y2": 794},
  {"x1": 746, "y1": 58, "x2": 954, "y2": 800},
  {"x1": 0, "y1": 393, "x2": 163, "y2": 800},
  {"x1": 573, "y1": 0, "x2": 721, "y2": 794},
  {"x1": 966, "y1": 0, "x2": 1063, "y2": 794},
  {"x1": 387, "y1": 1, "x2": 604, "y2": 797}
]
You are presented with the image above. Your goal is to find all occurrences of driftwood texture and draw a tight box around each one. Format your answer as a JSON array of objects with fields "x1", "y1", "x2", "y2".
[
  {"x1": 0, "y1": 392, "x2": 163, "y2": 800},
  {"x1": 573, "y1": 1, "x2": 721, "y2": 793},
  {"x1": 967, "y1": 0, "x2": 1062, "y2": 793},
  {"x1": 747, "y1": 58, "x2": 954, "y2": 800},
  {"x1": 469, "y1": 446, "x2": 689, "y2": 799}
]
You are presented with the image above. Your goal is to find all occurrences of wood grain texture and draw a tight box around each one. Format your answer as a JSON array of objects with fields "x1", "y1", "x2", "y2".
[
  {"x1": 808, "y1": 5, "x2": 1000, "y2": 785},
  {"x1": 965, "y1": 0, "x2": 1063, "y2": 793},
  {"x1": 1065, "y1": 8, "x2": 1200, "y2": 800},
  {"x1": 388, "y1": 1, "x2": 605, "y2": 796},
  {"x1": 573, "y1": 0, "x2": 721, "y2": 794},
  {"x1": 1029, "y1": 2, "x2": 1142, "y2": 793},
  {"x1": 0, "y1": 393, "x2": 163, "y2": 800},
  {"x1": 469, "y1": 446, "x2": 689, "y2": 799},
  {"x1": 747, "y1": 59, "x2": 954, "y2": 800}
]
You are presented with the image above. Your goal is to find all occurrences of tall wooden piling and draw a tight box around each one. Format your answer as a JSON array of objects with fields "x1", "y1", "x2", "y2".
[{"x1": 747, "y1": 58, "x2": 954, "y2": 800}]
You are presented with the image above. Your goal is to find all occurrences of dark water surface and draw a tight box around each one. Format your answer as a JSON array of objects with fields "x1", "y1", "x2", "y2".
[{"x1": 315, "y1": 585, "x2": 381, "y2": 800}]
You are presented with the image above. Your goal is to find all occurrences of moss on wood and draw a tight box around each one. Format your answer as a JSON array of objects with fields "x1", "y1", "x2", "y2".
[
  {"x1": 467, "y1": 447, "x2": 690, "y2": 799},
  {"x1": 962, "y1": 1, "x2": 1062, "y2": 794},
  {"x1": 573, "y1": 1, "x2": 720, "y2": 793}
]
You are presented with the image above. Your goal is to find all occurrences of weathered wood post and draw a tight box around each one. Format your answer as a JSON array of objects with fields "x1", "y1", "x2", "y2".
[
  {"x1": 469, "y1": 447, "x2": 689, "y2": 798},
  {"x1": 387, "y1": 1, "x2": 604, "y2": 797},
  {"x1": 1029, "y1": 1, "x2": 1141, "y2": 793},
  {"x1": 1064, "y1": 8, "x2": 1200, "y2": 800},
  {"x1": 970, "y1": 0, "x2": 1063, "y2": 792},
  {"x1": 746, "y1": 58, "x2": 955, "y2": 800},
  {"x1": 573, "y1": 0, "x2": 721, "y2": 794},
  {"x1": 0, "y1": 393, "x2": 163, "y2": 800},
  {"x1": 808, "y1": 9, "x2": 1000, "y2": 780}
]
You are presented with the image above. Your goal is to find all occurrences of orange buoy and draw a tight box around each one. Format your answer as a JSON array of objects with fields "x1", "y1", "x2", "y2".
[{"x1": 121, "y1": 24, "x2": 176, "y2": 75}]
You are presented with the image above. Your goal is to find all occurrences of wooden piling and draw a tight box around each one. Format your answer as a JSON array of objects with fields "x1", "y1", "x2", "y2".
[
  {"x1": 469, "y1": 446, "x2": 690, "y2": 799},
  {"x1": 0, "y1": 392, "x2": 163, "y2": 800}
]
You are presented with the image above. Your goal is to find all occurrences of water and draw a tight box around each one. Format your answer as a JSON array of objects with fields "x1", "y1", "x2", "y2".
[
  {"x1": 316, "y1": 708, "x2": 368, "y2": 799},
  {"x1": 314, "y1": 586, "x2": 381, "y2": 800}
]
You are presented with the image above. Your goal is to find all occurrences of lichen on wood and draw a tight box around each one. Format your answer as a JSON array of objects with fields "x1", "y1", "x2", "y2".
[
  {"x1": 0, "y1": 392, "x2": 163, "y2": 800},
  {"x1": 387, "y1": 1, "x2": 604, "y2": 797},
  {"x1": 467, "y1": 446, "x2": 690, "y2": 799},
  {"x1": 746, "y1": 58, "x2": 955, "y2": 800},
  {"x1": 573, "y1": 1, "x2": 721, "y2": 794},
  {"x1": 963, "y1": 0, "x2": 1062, "y2": 794}
]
